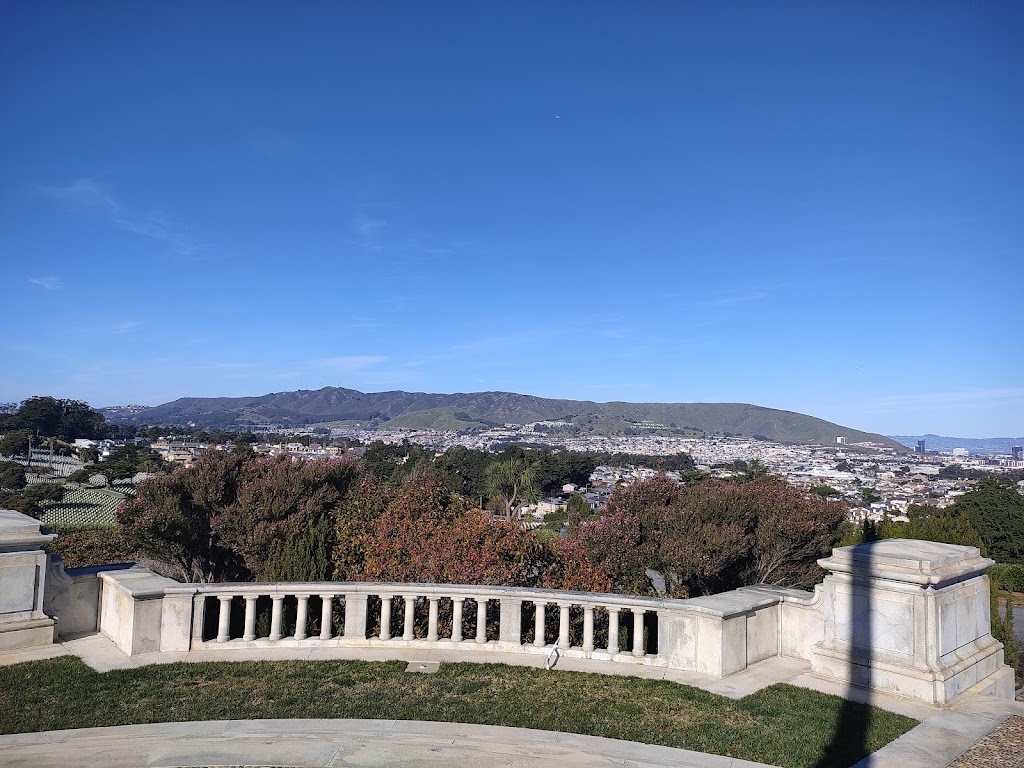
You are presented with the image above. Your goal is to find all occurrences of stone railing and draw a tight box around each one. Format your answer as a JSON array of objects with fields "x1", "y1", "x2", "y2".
[
  {"x1": 0, "y1": 508, "x2": 1016, "y2": 706},
  {"x1": 106, "y1": 576, "x2": 804, "y2": 679}
]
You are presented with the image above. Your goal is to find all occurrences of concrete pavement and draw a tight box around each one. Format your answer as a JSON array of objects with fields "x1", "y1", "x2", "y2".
[{"x1": 0, "y1": 719, "x2": 778, "y2": 768}]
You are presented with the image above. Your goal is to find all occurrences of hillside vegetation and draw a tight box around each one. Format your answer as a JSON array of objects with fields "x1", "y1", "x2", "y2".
[{"x1": 102, "y1": 386, "x2": 900, "y2": 447}]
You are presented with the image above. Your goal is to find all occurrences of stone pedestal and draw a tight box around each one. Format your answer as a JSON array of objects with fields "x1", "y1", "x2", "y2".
[
  {"x1": 0, "y1": 509, "x2": 57, "y2": 651},
  {"x1": 812, "y1": 539, "x2": 1009, "y2": 704}
]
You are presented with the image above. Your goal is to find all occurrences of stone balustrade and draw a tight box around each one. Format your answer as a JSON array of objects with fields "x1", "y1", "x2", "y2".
[
  {"x1": 0, "y1": 509, "x2": 1016, "y2": 707},
  {"x1": 156, "y1": 582, "x2": 665, "y2": 664}
]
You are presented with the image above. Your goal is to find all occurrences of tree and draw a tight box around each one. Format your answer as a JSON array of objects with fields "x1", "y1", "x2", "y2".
[
  {"x1": 213, "y1": 454, "x2": 359, "y2": 580},
  {"x1": 947, "y1": 477, "x2": 1024, "y2": 563},
  {"x1": 576, "y1": 474, "x2": 846, "y2": 597},
  {"x1": 117, "y1": 450, "x2": 249, "y2": 582},
  {"x1": 565, "y1": 493, "x2": 590, "y2": 536},
  {"x1": 22, "y1": 483, "x2": 65, "y2": 504},
  {"x1": 4, "y1": 396, "x2": 108, "y2": 440},
  {"x1": 485, "y1": 455, "x2": 539, "y2": 519},
  {"x1": 811, "y1": 485, "x2": 840, "y2": 498},
  {"x1": 0, "y1": 430, "x2": 32, "y2": 459},
  {"x1": 0, "y1": 460, "x2": 27, "y2": 490},
  {"x1": 860, "y1": 487, "x2": 881, "y2": 505}
]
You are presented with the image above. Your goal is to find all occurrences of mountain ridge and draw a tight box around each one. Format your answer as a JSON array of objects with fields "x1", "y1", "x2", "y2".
[{"x1": 101, "y1": 386, "x2": 903, "y2": 448}]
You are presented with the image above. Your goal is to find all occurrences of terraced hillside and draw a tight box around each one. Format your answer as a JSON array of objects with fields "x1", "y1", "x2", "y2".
[{"x1": 39, "y1": 487, "x2": 126, "y2": 527}]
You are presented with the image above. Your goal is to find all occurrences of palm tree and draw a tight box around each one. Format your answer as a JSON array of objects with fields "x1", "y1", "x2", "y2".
[{"x1": 485, "y1": 456, "x2": 540, "y2": 520}]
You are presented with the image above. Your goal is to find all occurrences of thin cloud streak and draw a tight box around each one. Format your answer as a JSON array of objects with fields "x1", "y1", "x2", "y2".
[
  {"x1": 310, "y1": 355, "x2": 388, "y2": 371},
  {"x1": 858, "y1": 387, "x2": 1024, "y2": 413},
  {"x1": 36, "y1": 178, "x2": 202, "y2": 257},
  {"x1": 28, "y1": 276, "x2": 63, "y2": 290}
]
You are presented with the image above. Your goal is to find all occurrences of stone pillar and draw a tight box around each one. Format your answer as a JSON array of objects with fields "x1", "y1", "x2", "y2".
[
  {"x1": 160, "y1": 589, "x2": 196, "y2": 653},
  {"x1": 499, "y1": 598, "x2": 523, "y2": 645},
  {"x1": 583, "y1": 605, "x2": 595, "y2": 652},
  {"x1": 631, "y1": 609, "x2": 645, "y2": 656},
  {"x1": 216, "y1": 595, "x2": 232, "y2": 642},
  {"x1": 319, "y1": 595, "x2": 333, "y2": 640},
  {"x1": 607, "y1": 607, "x2": 620, "y2": 654},
  {"x1": 533, "y1": 602, "x2": 546, "y2": 647},
  {"x1": 558, "y1": 603, "x2": 571, "y2": 647},
  {"x1": 191, "y1": 594, "x2": 206, "y2": 647},
  {"x1": 812, "y1": 539, "x2": 1014, "y2": 704},
  {"x1": 344, "y1": 594, "x2": 368, "y2": 639},
  {"x1": 451, "y1": 598, "x2": 464, "y2": 642},
  {"x1": 403, "y1": 596, "x2": 416, "y2": 640},
  {"x1": 269, "y1": 596, "x2": 285, "y2": 641},
  {"x1": 294, "y1": 595, "x2": 309, "y2": 640},
  {"x1": 242, "y1": 596, "x2": 257, "y2": 641},
  {"x1": 379, "y1": 596, "x2": 392, "y2": 640},
  {"x1": 475, "y1": 598, "x2": 487, "y2": 643},
  {"x1": 0, "y1": 510, "x2": 57, "y2": 651},
  {"x1": 427, "y1": 597, "x2": 439, "y2": 641}
]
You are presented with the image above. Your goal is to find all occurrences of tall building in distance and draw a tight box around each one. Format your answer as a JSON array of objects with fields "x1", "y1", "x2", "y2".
[
  {"x1": 1012, "y1": 446, "x2": 1023, "y2": 461},
  {"x1": 916, "y1": 439, "x2": 926, "y2": 455}
]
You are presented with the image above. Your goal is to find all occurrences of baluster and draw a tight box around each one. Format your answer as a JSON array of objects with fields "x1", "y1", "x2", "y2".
[
  {"x1": 631, "y1": 608, "x2": 645, "y2": 656},
  {"x1": 475, "y1": 598, "x2": 487, "y2": 643},
  {"x1": 242, "y1": 595, "x2": 257, "y2": 641},
  {"x1": 451, "y1": 597, "x2": 464, "y2": 642},
  {"x1": 319, "y1": 594, "x2": 333, "y2": 640},
  {"x1": 558, "y1": 602, "x2": 571, "y2": 648},
  {"x1": 216, "y1": 595, "x2": 232, "y2": 643},
  {"x1": 379, "y1": 595, "x2": 392, "y2": 640},
  {"x1": 533, "y1": 602, "x2": 546, "y2": 647},
  {"x1": 583, "y1": 605, "x2": 595, "y2": 652},
  {"x1": 294, "y1": 595, "x2": 309, "y2": 640},
  {"x1": 427, "y1": 597, "x2": 439, "y2": 641},
  {"x1": 607, "y1": 607, "x2": 620, "y2": 654},
  {"x1": 403, "y1": 596, "x2": 416, "y2": 640},
  {"x1": 269, "y1": 595, "x2": 285, "y2": 641}
]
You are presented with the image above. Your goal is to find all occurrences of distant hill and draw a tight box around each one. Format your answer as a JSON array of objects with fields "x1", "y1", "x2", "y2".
[
  {"x1": 101, "y1": 387, "x2": 903, "y2": 448},
  {"x1": 889, "y1": 434, "x2": 1024, "y2": 456}
]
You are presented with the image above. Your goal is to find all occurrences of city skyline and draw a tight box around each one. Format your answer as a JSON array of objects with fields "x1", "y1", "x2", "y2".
[{"x1": 3, "y1": 2, "x2": 1022, "y2": 438}]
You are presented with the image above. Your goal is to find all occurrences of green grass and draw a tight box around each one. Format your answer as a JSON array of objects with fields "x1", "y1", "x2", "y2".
[
  {"x1": 39, "y1": 487, "x2": 126, "y2": 526},
  {"x1": 0, "y1": 657, "x2": 917, "y2": 768}
]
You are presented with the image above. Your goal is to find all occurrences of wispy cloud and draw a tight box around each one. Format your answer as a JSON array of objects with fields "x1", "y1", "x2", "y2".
[
  {"x1": 36, "y1": 178, "x2": 201, "y2": 258},
  {"x1": 352, "y1": 211, "x2": 387, "y2": 253},
  {"x1": 311, "y1": 355, "x2": 389, "y2": 371},
  {"x1": 699, "y1": 290, "x2": 770, "y2": 307},
  {"x1": 28, "y1": 276, "x2": 63, "y2": 290},
  {"x1": 859, "y1": 387, "x2": 1024, "y2": 413},
  {"x1": 110, "y1": 321, "x2": 142, "y2": 334}
]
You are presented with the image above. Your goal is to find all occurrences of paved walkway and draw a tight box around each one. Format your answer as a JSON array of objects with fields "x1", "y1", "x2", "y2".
[
  {"x1": 1, "y1": 635, "x2": 1021, "y2": 768},
  {"x1": 0, "y1": 719, "x2": 775, "y2": 768}
]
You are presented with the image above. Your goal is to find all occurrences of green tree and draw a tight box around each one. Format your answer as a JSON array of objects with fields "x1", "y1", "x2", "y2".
[
  {"x1": 860, "y1": 487, "x2": 881, "y2": 505},
  {"x1": 947, "y1": 477, "x2": 1024, "y2": 563},
  {"x1": 22, "y1": 483, "x2": 65, "y2": 504},
  {"x1": 811, "y1": 485, "x2": 840, "y2": 498},
  {"x1": 0, "y1": 430, "x2": 32, "y2": 458},
  {"x1": 0, "y1": 461, "x2": 27, "y2": 490},
  {"x1": 485, "y1": 455, "x2": 539, "y2": 519},
  {"x1": 565, "y1": 493, "x2": 591, "y2": 536}
]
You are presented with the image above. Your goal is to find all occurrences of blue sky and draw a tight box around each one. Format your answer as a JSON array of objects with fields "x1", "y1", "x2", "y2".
[{"x1": 2, "y1": 2, "x2": 1021, "y2": 438}]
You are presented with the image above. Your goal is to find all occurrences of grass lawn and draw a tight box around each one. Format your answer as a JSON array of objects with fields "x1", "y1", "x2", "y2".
[{"x1": 0, "y1": 656, "x2": 917, "y2": 768}]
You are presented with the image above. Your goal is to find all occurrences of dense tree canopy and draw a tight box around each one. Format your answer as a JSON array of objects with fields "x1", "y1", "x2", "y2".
[
  {"x1": 576, "y1": 474, "x2": 847, "y2": 597},
  {"x1": 118, "y1": 450, "x2": 357, "y2": 582},
  {"x1": 0, "y1": 397, "x2": 108, "y2": 441}
]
